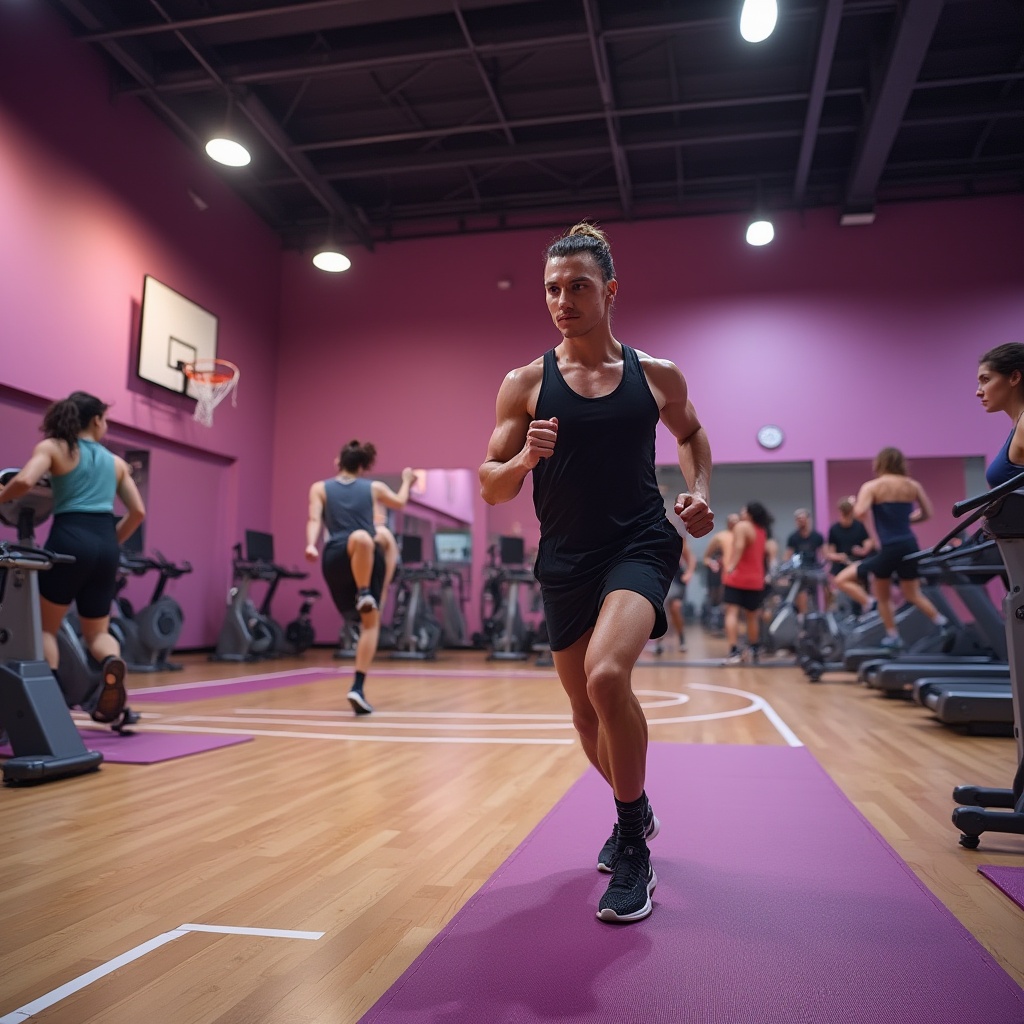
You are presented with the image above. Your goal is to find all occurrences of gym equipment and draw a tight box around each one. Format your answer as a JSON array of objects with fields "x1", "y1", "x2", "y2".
[
  {"x1": 111, "y1": 549, "x2": 192, "y2": 671},
  {"x1": 211, "y1": 539, "x2": 276, "y2": 662},
  {"x1": 285, "y1": 588, "x2": 321, "y2": 655},
  {"x1": 0, "y1": 472, "x2": 104, "y2": 784},
  {"x1": 940, "y1": 471, "x2": 1024, "y2": 848},
  {"x1": 391, "y1": 535, "x2": 443, "y2": 660},
  {"x1": 766, "y1": 554, "x2": 825, "y2": 652},
  {"x1": 0, "y1": 469, "x2": 137, "y2": 732},
  {"x1": 477, "y1": 536, "x2": 542, "y2": 662}
]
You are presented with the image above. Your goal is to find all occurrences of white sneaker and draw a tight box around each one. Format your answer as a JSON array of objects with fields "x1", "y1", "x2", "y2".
[{"x1": 356, "y1": 590, "x2": 378, "y2": 613}]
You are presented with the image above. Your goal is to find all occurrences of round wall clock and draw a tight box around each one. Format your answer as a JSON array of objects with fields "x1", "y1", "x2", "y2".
[{"x1": 757, "y1": 424, "x2": 784, "y2": 450}]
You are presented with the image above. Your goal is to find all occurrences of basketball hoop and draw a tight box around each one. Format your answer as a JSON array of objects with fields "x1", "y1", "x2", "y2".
[{"x1": 179, "y1": 358, "x2": 240, "y2": 428}]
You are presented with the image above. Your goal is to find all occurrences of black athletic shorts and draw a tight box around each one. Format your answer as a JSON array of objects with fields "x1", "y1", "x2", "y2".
[
  {"x1": 322, "y1": 533, "x2": 385, "y2": 617},
  {"x1": 722, "y1": 585, "x2": 765, "y2": 613},
  {"x1": 38, "y1": 512, "x2": 121, "y2": 618},
  {"x1": 536, "y1": 518, "x2": 682, "y2": 652},
  {"x1": 856, "y1": 538, "x2": 920, "y2": 583}
]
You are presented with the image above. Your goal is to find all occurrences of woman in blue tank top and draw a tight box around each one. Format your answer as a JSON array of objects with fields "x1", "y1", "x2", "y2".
[
  {"x1": 832, "y1": 446, "x2": 948, "y2": 650},
  {"x1": 977, "y1": 343, "x2": 1024, "y2": 489},
  {"x1": 0, "y1": 392, "x2": 146, "y2": 725}
]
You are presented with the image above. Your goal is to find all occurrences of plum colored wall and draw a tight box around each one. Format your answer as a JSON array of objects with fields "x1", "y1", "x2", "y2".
[
  {"x1": 274, "y1": 197, "x2": 1023, "y2": 640},
  {"x1": 0, "y1": 4, "x2": 283, "y2": 646}
]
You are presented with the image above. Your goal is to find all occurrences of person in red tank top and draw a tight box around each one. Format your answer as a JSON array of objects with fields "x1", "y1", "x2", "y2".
[{"x1": 722, "y1": 502, "x2": 774, "y2": 664}]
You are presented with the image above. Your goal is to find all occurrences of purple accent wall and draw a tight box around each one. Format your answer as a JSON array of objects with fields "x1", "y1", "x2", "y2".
[
  {"x1": 0, "y1": 4, "x2": 282, "y2": 645},
  {"x1": 3, "y1": 4, "x2": 1022, "y2": 649},
  {"x1": 274, "y1": 198, "x2": 1023, "y2": 639}
]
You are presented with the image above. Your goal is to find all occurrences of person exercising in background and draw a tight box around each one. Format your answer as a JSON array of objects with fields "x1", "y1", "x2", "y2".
[
  {"x1": 784, "y1": 508, "x2": 824, "y2": 616},
  {"x1": 977, "y1": 343, "x2": 1024, "y2": 488},
  {"x1": 833, "y1": 447, "x2": 949, "y2": 650},
  {"x1": 824, "y1": 497, "x2": 873, "y2": 613},
  {"x1": 658, "y1": 535, "x2": 696, "y2": 654},
  {"x1": 305, "y1": 441, "x2": 415, "y2": 714},
  {"x1": 0, "y1": 391, "x2": 145, "y2": 726},
  {"x1": 722, "y1": 503, "x2": 772, "y2": 664},
  {"x1": 480, "y1": 221, "x2": 713, "y2": 924}
]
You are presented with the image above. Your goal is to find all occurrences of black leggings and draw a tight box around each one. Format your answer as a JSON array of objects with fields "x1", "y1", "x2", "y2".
[
  {"x1": 38, "y1": 512, "x2": 120, "y2": 618},
  {"x1": 322, "y1": 534, "x2": 385, "y2": 616}
]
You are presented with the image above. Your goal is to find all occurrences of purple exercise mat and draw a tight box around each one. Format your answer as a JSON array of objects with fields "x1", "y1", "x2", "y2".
[
  {"x1": 1, "y1": 729, "x2": 252, "y2": 764},
  {"x1": 361, "y1": 743, "x2": 1024, "y2": 1024},
  {"x1": 980, "y1": 864, "x2": 1024, "y2": 913}
]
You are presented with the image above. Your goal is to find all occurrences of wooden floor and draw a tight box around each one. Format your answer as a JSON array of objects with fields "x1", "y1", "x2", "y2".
[{"x1": 1, "y1": 630, "x2": 1022, "y2": 1023}]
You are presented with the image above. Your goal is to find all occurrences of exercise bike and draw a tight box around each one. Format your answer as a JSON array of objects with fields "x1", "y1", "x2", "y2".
[
  {"x1": 111, "y1": 549, "x2": 192, "y2": 671},
  {"x1": 211, "y1": 542, "x2": 276, "y2": 662},
  {"x1": 0, "y1": 473, "x2": 111, "y2": 782}
]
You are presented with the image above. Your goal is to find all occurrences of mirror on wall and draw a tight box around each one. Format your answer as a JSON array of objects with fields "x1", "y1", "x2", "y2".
[{"x1": 656, "y1": 462, "x2": 816, "y2": 613}]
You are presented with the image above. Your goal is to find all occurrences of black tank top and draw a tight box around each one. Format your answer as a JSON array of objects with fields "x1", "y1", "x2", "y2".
[
  {"x1": 533, "y1": 344, "x2": 665, "y2": 566},
  {"x1": 323, "y1": 477, "x2": 374, "y2": 537}
]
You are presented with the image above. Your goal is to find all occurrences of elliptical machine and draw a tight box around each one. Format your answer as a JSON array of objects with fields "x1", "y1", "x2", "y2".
[
  {"x1": 111, "y1": 549, "x2": 192, "y2": 671},
  {"x1": 0, "y1": 474, "x2": 106, "y2": 784},
  {"x1": 477, "y1": 536, "x2": 540, "y2": 662},
  {"x1": 390, "y1": 535, "x2": 443, "y2": 660}
]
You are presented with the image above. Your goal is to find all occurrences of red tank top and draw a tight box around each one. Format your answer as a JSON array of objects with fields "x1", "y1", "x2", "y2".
[{"x1": 723, "y1": 524, "x2": 766, "y2": 591}]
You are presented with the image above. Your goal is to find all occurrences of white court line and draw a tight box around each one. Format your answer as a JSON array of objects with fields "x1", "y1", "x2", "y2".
[
  {"x1": 0, "y1": 924, "x2": 323, "y2": 1024},
  {"x1": 231, "y1": 689, "x2": 689, "y2": 718},
  {"x1": 126, "y1": 666, "x2": 333, "y2": 696},
  {"x1": 132, "y1": 723, "x2": 575, "y2": 745},
  {"x1": 689, "y1": 683, "x2": 804, "y2": 747}
]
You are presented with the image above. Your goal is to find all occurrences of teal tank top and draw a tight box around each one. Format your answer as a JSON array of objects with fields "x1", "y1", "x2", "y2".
[{"x1": 51, "y1": 439, "x2": 116, "y2": 514}]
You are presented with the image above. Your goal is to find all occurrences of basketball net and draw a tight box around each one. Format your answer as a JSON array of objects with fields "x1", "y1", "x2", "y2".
[{"x1": 181, "y1": 359, "x2": 240, "y2": 428}]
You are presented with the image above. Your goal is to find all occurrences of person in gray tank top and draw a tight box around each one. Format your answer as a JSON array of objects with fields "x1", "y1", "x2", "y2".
[
  {"x1": 0, "y1": 391, "x2": 146, "y2": 726},
  {"x1": 306, "y1": 440, "x2": 415, "y2": 715},
  {"x1": 480, "y1": 222, "x2": 714, "y2": 924}
]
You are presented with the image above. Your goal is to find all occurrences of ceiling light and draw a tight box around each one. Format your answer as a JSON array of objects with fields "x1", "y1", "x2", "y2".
[
  {"x1": 746, "y1": 219, "x2": 775, "y2": 246},
  {"x1": 205, "y1": 137, "x2": 251, "y2": 167},
  {"x1": 740, "y1": 0, "x2": 778, "y2": 42},
  {"x1": 312, "y1": 247, "x2": 352, "y2": 273}
]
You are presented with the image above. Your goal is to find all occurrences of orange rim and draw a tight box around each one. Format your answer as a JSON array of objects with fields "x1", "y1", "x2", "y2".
[{"x1": 181, "y1": 359, "x2": 238, "y2": 385}]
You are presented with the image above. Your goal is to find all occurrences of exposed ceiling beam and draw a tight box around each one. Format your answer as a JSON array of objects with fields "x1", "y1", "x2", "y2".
[
  {"x1": 843, "y1": 0, "x2": 945, "y2": 215},
  {"x1": 794, "y1": 0, "x2": 844, "y2": 205},
  {"x1": 452, "y1": 0, "x2": 514, "y2": 146}
]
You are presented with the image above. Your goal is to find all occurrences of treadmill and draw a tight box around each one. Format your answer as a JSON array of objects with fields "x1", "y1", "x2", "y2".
[{"x1": 943, "y1": 472, "x2": 1024, "y2": 847}]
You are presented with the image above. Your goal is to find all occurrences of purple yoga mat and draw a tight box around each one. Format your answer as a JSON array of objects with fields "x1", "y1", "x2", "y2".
[
  {"x1": 980, "y1": 865, "x2": 1024, "y2": 913},
  {"x1": 1, "y1": 729, "x2": 252, "y2": 764},
  {"x1": 361, "y1": 743, "x2": 1024, "y2": 1024}
]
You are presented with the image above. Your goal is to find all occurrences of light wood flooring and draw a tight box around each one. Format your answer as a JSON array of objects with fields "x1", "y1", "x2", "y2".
[{"x1": 1, "y1": 629, "x2": 1022, "y2": 1023}]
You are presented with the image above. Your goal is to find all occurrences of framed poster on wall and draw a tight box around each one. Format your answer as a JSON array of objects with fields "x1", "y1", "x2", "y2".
[{"x1": 136, "y1": 276, "x2": 218, "y2": 397}]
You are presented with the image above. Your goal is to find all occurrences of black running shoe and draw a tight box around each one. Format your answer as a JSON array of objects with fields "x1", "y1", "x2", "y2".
[
  {"x1": 597, "y1": 802, "x2": 660, "y2": 873},
  {"x1": 347, "y1": 689, "x2": 373, "y2": 715},
  {"x1": 597, "y1": 843, "x2": 657, "y2": 923},
  {"x1": 91, "y1": 656, "x2": 127, "y2": 724}
]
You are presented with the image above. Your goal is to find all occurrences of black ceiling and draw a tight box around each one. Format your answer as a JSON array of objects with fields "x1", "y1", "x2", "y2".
[{"x1": 48, "y1": 0, "x2": 1024, "y2": 251}]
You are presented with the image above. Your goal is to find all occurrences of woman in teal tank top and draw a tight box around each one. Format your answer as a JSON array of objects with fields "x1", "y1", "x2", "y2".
[{"x1": 0, "y1": 392, "x2": 146, "y2": 724}]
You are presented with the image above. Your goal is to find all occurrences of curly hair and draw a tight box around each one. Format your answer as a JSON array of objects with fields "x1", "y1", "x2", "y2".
[{"x1": 41, "y1": 391, "x2": 108, "y2": 454}]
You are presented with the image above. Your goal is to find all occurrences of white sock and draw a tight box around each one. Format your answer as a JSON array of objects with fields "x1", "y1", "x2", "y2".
[{"x1": 934, "y1": 614, "x2": 948, "y2": 626}]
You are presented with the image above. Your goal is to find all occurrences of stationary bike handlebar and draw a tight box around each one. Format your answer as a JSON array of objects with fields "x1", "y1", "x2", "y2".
[{"x1": 0, "y1": 540, "x2": 76, "y2": 569}]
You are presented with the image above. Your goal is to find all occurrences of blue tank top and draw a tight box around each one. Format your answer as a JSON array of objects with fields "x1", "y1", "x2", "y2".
[
  {"x1": 323, "y1": 477, "x2": 374, "y2": 538},
  {"x1": 872, "y1": 502, "x2": 914, "y2": 546},
  {"x1": 533, "y1": 344, "x2": 664, "y2": 562},
  {"x1": 51, "y1": 439, "x2": 116, "y2": 514},
  {"x1": 986, "y1": 425, "x2": 1024, "y2": 489}
]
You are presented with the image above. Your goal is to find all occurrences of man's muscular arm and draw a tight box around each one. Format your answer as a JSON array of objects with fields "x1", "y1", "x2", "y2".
[
  {"x1": 643, "y1": 354, "x2": 714, "y2": 538},
  {"x1": 479, "y1": 363, "x2": 555, "y2": 506}
]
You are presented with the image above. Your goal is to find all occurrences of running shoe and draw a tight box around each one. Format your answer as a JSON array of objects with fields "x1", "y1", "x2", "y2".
[
  {"x1": 879, "y1": 635, "x2": 904, "y2": 651},
  {"x1": 597, "y1": 843, "x2": 657, "y2": 923},
  {"x1": 90, "y1": 656, "x2": 127, "y2": 724},
  {"x1": 724, "y1": 646, "x2": 743, "y2": 665},
  {"x1": 597, "y1": 802, "x2": 660, "y2": 872},
  {"x1": 356, "y1": 590, "x2": 378, "y2": 613},
  {"x1": 347, "y1": 689, "x2": 374, "y2": 715}
]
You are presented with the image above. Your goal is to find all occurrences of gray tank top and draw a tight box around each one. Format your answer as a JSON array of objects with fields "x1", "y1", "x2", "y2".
[{"x1": 323, "y1": 477, "x2": 374, "y2": 538}]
